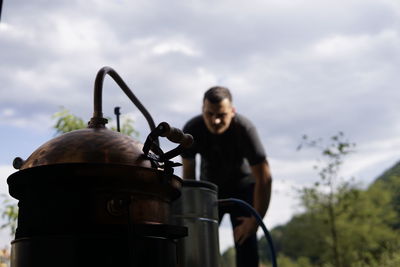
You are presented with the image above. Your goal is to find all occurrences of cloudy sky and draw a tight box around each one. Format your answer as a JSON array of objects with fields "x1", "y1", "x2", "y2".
[{"x1": 0, "y1": 0, "x2": 399, "y2": 251}]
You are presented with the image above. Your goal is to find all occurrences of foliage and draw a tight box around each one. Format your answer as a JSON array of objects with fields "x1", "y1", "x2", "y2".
[
  {"x1": 370, "y1": 165, "x2": 400, "y2": 229},
  {"x1": 52, "y1": 107, "x2": 139, "y2": 137},
  {"x1": 52, "y1": 108, "x2": 87, "y2": 135},
  {"x1": 276, "y1": 255, "x2": 312, "y2": 267},
  {"x1": 112, "y1": 116, "x2": 138, "y2": 137},
  {"x1": 373, "y1": 161, "x2": 400, "y2": 183},
  {"x1": 0, "y1": 195, "x2": 17, "y2": 236},
  {"x1": 220, "y1": 247, "x2": 236, "y2": 267},
  {"x1": 296, "y1": 132, "x2": 356, "y2": 267}
]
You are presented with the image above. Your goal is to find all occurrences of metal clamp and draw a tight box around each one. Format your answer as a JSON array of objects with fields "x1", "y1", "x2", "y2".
[{"x1": 143, "y1": 122, "x2": 193, "y2": 174}]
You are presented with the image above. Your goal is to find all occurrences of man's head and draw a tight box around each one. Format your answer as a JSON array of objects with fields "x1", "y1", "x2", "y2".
[{"x1": 202, "y1": 86, "x2": 236, "y2": 134}]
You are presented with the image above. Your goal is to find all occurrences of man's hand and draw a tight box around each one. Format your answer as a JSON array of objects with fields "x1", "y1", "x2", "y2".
[{"x1": 233, "y1": 216, "x2": 258, "y2": 245}]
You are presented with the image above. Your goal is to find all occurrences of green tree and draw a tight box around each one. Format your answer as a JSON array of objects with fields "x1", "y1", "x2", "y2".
[
  {"x1": 297, "y1": 132, "x2": 356, "y2": 267},
  {"x1": 294, "y1": 132, "x2": 399, "y2": 267},
  {"x1": 0, "y1": 195, "x2": 18, "y2": 236},
  {"x1": 52, "y1": 108, "x2": 87, "y2": 135},
  {"x1": 53, "y1": 107, "x2": 138, "y2": 136}
]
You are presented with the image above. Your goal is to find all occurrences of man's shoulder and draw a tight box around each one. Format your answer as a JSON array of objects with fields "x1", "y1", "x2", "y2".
[
  {"x1": 183, "y1": 115, "x2": 204, "y2": 132},
  {"x1": 234, "y1": 113, "x2": 256, "y2": 130}
]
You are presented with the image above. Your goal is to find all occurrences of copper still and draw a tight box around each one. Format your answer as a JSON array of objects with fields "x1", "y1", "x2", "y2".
[{"x1": 7, "y1": 67, "x2": 193, "y2": 267}]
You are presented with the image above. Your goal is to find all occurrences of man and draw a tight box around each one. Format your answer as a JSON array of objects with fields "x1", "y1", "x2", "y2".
[{"x1": 181, "y1": 86, "x2": 272, "y2": 267}]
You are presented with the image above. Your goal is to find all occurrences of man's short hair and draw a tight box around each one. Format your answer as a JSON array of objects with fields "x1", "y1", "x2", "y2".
[{"x1": 203, "y1": 86, "x2": 232, "y2": 103}]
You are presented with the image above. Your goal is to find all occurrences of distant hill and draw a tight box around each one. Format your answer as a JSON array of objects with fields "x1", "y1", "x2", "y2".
[
  {"x1": 373, "y1": 160, "x2": 400, "y2": 183},
  {"x1": 370, "y1": 160, "x2": 400, "y2": 230}
]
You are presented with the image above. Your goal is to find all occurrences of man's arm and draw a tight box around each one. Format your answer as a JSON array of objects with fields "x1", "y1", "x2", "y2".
[
  {"x1": 182, "y1": 158, "x2": 196, "y2": 180},
  {"x1": 234, "y1": 160, "x2": 272, "y2": 245},
  {"x1": 251, "y1": 159, "x2": 272, "y2": 219}
]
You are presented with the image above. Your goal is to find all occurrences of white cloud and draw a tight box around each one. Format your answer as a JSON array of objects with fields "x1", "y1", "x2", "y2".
[
  {"x1": 0, "y1": 165, "x2": 14, "y2": 195},
  {"x1": 45, "y1": 16, "x2": 103, "y2": 55},
  {"x1": 219, "y1": 217, "x2": 235, "y2": 253},
  {"x1": 152, "y1": 40, "x2": 200, "y2": 57},
  {"x1": 312, "y1": 29, "x2": 400, "y2": 63},
  {"x1": 1, "y1": 109, "x2": 15, "y2": 117},
  {"x1": 270, "y1": 158, "x2": 316, "y2": 182},
  {"x1": 0, "y1": 112, "x2": 54, "y2": 133},
  {"x1": 341, "y1": 136, "x2": 400, "y2": 182},
  {"x1": 0, "y1": 22, "x2": 34, "y2": 41},
  {"x1": 313, "y1": 34, "x2": 370, "y2": 58}
]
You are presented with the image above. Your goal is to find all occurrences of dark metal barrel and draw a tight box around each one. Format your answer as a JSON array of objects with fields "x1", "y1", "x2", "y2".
[{"x1": 171, "y1": 180, "x2": 220, "y2": 267}]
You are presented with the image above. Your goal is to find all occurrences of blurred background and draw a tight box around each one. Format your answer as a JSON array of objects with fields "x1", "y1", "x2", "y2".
[{"x1": 0, "y1": 0, "x2": 399, "y2": 266}]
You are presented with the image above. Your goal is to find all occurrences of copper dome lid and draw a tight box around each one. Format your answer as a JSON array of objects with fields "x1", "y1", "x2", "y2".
[{"x1": 17, "y1": 127, "x2": 151, "y2": 170}]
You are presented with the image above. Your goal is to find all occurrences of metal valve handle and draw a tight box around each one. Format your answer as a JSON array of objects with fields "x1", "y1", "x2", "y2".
[
  {"x1": 142, "y1": 122, "x2": 193, "y2": 172},
  {"x1": 157, "y1": 122, "x2": 193, "y2": 148}
]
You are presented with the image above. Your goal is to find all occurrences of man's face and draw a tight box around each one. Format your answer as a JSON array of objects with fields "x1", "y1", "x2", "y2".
[{"x1": 202, "y1": 98, "x2": 235, "y2": 134}]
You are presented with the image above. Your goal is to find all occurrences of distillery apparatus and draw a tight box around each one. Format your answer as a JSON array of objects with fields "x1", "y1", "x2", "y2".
[
  {"x1": 7, "y1": 67, "x2": 194, "y2": 267},
  {"x1": 7, "y1": 66, "x2": 278, "y2": 267}
]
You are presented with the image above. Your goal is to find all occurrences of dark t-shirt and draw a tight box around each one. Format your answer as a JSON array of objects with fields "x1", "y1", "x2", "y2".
[{"x1": 181, "y1": 114, "x2": 266, "y2": 197}]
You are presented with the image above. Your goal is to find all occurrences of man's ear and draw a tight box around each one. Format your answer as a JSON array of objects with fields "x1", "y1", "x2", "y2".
[{"x1": 232, "y1": 106, "x2": 236, "y2": 116}]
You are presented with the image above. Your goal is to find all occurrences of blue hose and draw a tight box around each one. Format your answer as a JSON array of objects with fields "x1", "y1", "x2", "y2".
[{"x1": 218, "y1": 198, "x2": 278, "y2": 267}]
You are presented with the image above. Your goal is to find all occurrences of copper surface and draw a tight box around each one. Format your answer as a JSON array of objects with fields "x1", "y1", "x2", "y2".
[
  {"x1": 8, "y1": 163, "x2": 183, "y2": 231},
  {"x1": 20, "y1": 128, "x2": 152, "y2": 170}
]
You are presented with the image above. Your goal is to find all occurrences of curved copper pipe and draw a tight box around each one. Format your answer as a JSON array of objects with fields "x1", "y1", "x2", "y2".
[{"x1": 89, "y1": 66, "x2": 157, "y2": 134}]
